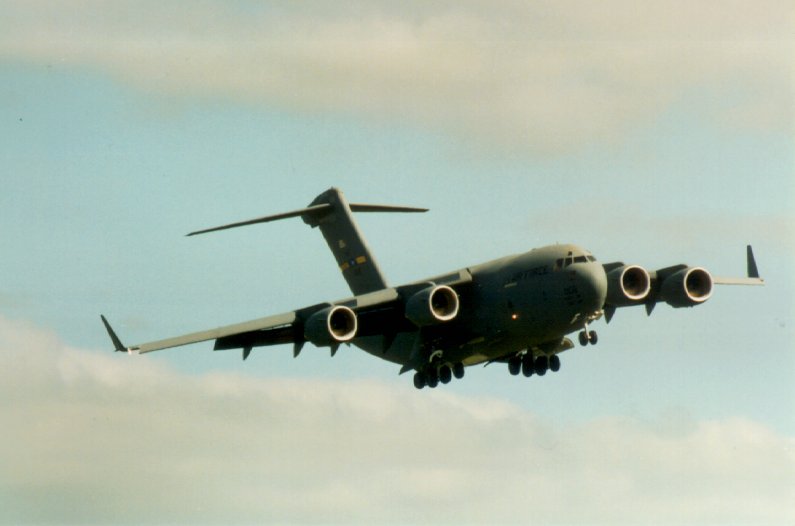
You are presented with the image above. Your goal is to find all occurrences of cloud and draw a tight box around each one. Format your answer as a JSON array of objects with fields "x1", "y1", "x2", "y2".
[
  {"x1": 1, "y1": 315, "x2": 794, "y2": 525},
  {"x1": 1, "y1": 1, "x2": 792, "y2": 154}
]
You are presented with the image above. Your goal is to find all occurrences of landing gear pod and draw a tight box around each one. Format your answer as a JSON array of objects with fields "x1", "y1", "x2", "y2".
[
  {"x1": 660, "y1": 267, "x2": 714, "y2": 307},
  {"x1": 304, "y1": 305, "x2": 358, "y2": 346},
  {"x1": 405, "y1": 285, "x2": 460, "y2": 326}
]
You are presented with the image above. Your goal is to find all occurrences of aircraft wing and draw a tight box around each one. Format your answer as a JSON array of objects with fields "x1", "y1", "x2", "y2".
[
  {"x1": 102, "y1": 311, "x2": 298, "y2": 355},
  {"x1": 101, "y1": 268, "x2": 474, "y2": 359},
  {"x1": 601, "y1": 245, "x2": 763, "y2": 321}
]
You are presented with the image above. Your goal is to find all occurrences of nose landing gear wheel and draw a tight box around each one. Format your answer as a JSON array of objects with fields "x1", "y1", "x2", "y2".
[{"x1": 579, "y1": 329, "x2": 598, "y2": 346}]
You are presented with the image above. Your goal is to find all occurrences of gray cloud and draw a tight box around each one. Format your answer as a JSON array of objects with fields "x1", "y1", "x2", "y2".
[
  {"x1": 1, "y1": 1, "x2": 792, "y2": 154},
  {"x1": 1, "y1": 315, "x2": 793, "y2": 525}
]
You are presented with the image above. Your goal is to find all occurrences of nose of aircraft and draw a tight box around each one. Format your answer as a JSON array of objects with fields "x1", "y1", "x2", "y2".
[{"x1": 575, "y1": 262, "x2": 608, "y2": 311}]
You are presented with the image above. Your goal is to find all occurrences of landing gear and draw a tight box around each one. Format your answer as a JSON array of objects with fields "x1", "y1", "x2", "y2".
[
  {"x1": 549, "y1": 354, "x2": 561, "y2": 372},
  {"x1": 413, "y1": 362, "x2": 465, "y2": 389},
  {"x1": 534, "y1": 356, "x2": 549, "y2": 376},
  {"x1": 507, "y1": 352, "x2": 562, "y2": 379},
  {"x1": 522, "y1": 354, "x2": 534, "y2": 377},
  {"x1": 439, "y1": 365, "x2": 452, "y2": 384},
  {"x1": 579, "y1": 329, "x2": 598, "y2": 346},
  {"x1": 508, "y1": 357, "x2": 522, "y2": 376}
]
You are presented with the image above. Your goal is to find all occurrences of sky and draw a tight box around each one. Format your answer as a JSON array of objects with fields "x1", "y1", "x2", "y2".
[{"x1": 1, "y1": 1, "x2": 794, "y2": 524}]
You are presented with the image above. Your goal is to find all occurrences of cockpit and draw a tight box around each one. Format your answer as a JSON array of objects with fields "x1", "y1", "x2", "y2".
[{"x1": 554, "y1": 250, "x2": 597, "y2": 271}]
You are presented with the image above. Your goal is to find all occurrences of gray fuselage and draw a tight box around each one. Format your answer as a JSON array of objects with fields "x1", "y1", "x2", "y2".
[{"x1": 354, "y1": 243, "x2": 608, "y2": 367}]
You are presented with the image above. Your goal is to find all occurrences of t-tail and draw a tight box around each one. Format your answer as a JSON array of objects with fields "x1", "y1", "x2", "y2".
[{"x1": 187, "y1": 187, "x2": 427, "y2": 295}]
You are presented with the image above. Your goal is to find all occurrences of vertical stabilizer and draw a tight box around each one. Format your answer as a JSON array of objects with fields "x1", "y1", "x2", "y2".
[{"x1": 303, "y1": 188, "x2": 388, "y2": 295}]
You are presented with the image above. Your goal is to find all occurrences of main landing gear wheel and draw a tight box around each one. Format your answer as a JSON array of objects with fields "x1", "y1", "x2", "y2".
[
  {"x1": 508, "y1": 357, "x2": 522, "y2": 376},
  {"x1": 413, "y1": 362, "x2": 466, "y2": 389},
  {"x1": 522, "y1": 355, "x2": 534, "y2": 377},
  {"x1": 534, "y1": 356, "x2": 549, "y2": 376},
  {"x1": 439, "y1": 365, "x2": 452, "y2": 384},
  {"x1": 549, "y1": 354, "x2": 561, "y2": 372}
]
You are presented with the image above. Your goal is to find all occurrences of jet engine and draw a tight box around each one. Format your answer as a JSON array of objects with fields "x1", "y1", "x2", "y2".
[
  {"x1": 659, "y1": 267, "x2": 713, "y2": 307},
  {"x1": 405, "y1": 285, "x2": 460, "y2": 326},
  {"x1": 303, "y1": 305, "x2": 358, "y2": 346},
  {"x1": 606, "y1": 265, "x2": 651, "y2": 306}
]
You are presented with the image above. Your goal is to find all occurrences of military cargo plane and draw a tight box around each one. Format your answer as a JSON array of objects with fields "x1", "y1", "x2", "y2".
[{"x1": 102, "y1": 188, "x2": 764, "y2": 389}]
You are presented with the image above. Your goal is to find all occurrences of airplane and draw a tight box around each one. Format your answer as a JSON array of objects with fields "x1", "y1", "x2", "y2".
[{"x1": 101, "y1": 187, "x2": 764, "y2": 389}]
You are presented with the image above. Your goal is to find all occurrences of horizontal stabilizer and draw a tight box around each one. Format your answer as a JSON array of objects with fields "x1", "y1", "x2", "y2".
[
  {"x1": 187, "y1": 202, "x2": 426, "y2": 237},
  {"x1": 349, "y1": 203, "x2": 428, "y2": 214},
  {"x1": 187, "y1": 204, "x2": 332, "y2": 237}
]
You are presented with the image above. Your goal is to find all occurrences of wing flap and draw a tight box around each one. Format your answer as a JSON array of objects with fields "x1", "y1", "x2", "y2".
[{"x1": 213, "y1": 324, "x2": 298, "y2": 351}]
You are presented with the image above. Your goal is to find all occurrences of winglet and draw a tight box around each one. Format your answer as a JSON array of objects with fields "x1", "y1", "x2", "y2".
[
  {"x1": 100, "y1": 315, "x2": 127, "y2": 353},
  {"x1": 747, "y1": 245, "x2": 760, "y2": 279},
  {"x1": 713, "y1": 245, "x2": 764, "y2": 286}
]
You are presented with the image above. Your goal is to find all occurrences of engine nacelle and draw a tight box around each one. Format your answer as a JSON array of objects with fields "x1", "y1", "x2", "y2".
[
  {"x1": 606, "y1": 265, "x2": 651, "y2": 306},
  {"x1": 405, "y1": 285, "x2": 460, "y2": 326},
  {"x1": 303, "y1": 305, "x2": 358, "y2": 347},
  {"x1": 659, "y1": 267, "x2": 713, "y2": 308}
]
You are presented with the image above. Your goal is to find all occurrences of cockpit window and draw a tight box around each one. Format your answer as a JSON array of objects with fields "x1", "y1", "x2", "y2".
[{"x1": 555, "y1": 251, "x2": 596, "y2": 270}]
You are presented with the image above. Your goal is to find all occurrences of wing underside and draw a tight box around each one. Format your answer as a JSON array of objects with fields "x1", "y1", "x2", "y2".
[{"x1": 102, "y1": 269, "x2": 473, "y2": 359}]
